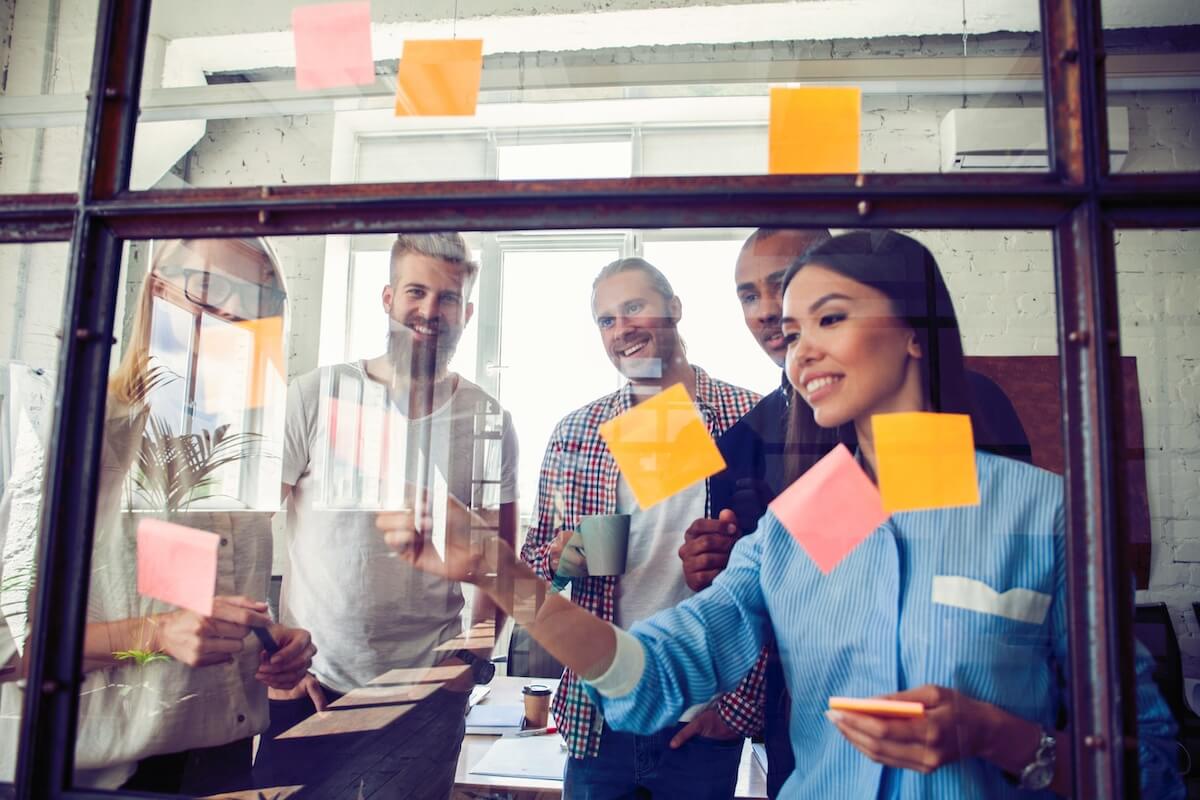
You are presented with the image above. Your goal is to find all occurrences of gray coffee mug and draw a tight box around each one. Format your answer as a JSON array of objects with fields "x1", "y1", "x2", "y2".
[{"x1": 578, "y1": 514, "x2": 631, "y2": 576}]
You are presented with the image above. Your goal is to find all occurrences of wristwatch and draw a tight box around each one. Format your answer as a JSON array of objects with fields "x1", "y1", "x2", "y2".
[
  {"x1": 1018, "y1": 730, "x2": 1056, "y2": 791},
  {"x1": 452, "y1": 649, "x2": 495, "y2": 685}
]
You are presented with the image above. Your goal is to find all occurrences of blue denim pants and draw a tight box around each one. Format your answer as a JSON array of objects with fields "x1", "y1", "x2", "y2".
[{"x1": 563, "y1": 720, "x2": 743, "y2": 799}]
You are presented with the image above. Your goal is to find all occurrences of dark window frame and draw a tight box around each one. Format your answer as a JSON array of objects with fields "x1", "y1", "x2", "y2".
[{"x1": 0, "y1": 0, "x2": 1196, "y2": 797}]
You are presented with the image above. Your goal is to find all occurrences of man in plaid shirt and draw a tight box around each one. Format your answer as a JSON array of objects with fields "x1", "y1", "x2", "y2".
[{"x1": 520, "y1": 256, "x2": 765, "y2": 798}]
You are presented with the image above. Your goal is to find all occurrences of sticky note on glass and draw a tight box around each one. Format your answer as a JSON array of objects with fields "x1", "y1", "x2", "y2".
[
  {"x1": 292, "y1": 2, "x2": 375, "y2": 91},
  {"x1": 599, "y1": 383, "x2": 726, "y2": 510},
  {"x1": 829, "y1": 697, "x2": 925, "y2": 718},
  {"x1": 136, "y1": 518, "x2": 219, "y2": 616},
  {"x1": 872, "y1": 412, "x2": 980, "y2": 513},
  {"x1": 769, "y1": 444, "x2": 887, "y2": 574},
  {"x1": 769, "y1": 87, "x2": 861, "y2": 175},
  {"x1": 395, "y1": 39, "x2": 483, "y2": 117},
  {"x1": 197, "y1": 315, "x2": 286, "y2": 414}
]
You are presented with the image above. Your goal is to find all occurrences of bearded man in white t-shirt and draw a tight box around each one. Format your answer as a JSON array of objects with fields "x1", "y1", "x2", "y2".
[{"x1": 253, "y1": 233, "x2": 518, "y2": 796}]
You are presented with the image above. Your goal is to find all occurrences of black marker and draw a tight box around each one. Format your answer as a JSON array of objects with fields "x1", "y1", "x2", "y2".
[{"x1": 253, "y1": 626, "x2": 280, "y2": 654}]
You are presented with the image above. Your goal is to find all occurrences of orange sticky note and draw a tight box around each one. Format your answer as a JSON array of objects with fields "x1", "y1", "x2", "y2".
[
  {"x1": 136, "y1": 518, "x2": 219, "y2": 616},
  {"x1": 768, "y1": 87, "x2": 861, "y2": 174},
  {"x1": 292, "y1": 2, "x2": 375, "y2": 91},
  {"x1": 872, "y1": 412, "x2": 980, "y2": 513},
  {"x1": 197, "y1": 315, "x2": 285, "y2": 414},
  {"x1": 395, "y1": 39, "x2": 483, "y2": 117},
  {"x1": 829, "y1": 697, "x2": 926, "y2": 718},
  {"x1": 599, "y1": 383, "x2": 726, "y2": 510},
  {"x1": 769, "y1": 444, "x2": 888, "y2": 574}
]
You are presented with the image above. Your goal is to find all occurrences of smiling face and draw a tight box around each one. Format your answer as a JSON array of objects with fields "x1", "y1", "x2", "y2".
[
  {"x1": 383, "y1": 253, "x2": 474, "y2": 378},
  {"x1": 592, "y1": 269, "x2": 682, "y2": 383},
  {"x1": 735, "y1": 231, "x2": 826, "y2": 367},
  {"x1": 781, "y1": 264, "x2": 925, "y2": 430}
]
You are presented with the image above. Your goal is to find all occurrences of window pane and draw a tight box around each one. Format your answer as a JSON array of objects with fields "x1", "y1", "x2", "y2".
[
  {"x1": 41, "y1": 225, "x2": 1191, "y2": 799},
  {"x1": 0, "y1": 1, "x2": 99, "y2": 193},
  {"x1": 1102, "y1": 2, "x2": 1200, "y2": 173},
  {"x1": 125, "y1": 0, "x2": 1054, "y2": 191},
  {"x1": 0, "y1": 241, "x2": 73, "y2": 782},
  {"x1": 1116, "y1": 228, "x2": 1200, "y2": 787}
]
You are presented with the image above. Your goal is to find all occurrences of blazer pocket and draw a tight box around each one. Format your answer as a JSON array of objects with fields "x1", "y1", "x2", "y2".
[{"x1": 931, "y1": 575, "x2": 1052, "y2": 625}]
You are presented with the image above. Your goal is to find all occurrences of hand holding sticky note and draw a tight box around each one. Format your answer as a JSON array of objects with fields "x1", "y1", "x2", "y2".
[
  {"x1": 829, "y1": 696, "x2": 926, "y2": 718},
  {"x1": 599, "y1": 383, "x2": 726, "y2": 510},
  {"x1": 768, "y1": 444, "x2": 888, "y2": 574},
  {"x1": 872, "y1": 412, "x2": 980, "y2": 512}
]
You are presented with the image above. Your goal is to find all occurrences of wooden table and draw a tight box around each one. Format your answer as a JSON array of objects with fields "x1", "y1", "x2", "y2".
[{"x1": 454, "y1": 676, "x2": 767, "y2": 799}]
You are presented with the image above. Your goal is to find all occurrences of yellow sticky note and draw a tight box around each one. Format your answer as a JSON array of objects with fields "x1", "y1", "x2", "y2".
[
  {"x1": 769, "y1": 87, "x2": 861, "y2": 174},
  {"x1": 599, "y1": 383, "x2": 726, "y2": 510},
  {"x1": 395, "y1": 39, "x2": 483, "y2": 117},
  {"x1": 872, "y1": 412, "x2": 980, "y2": 512}
]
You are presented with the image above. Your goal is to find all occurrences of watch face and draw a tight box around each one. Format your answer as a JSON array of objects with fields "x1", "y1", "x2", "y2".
[{"x1": 1022, "y1": 763, "x2": 1054, "y2": 791}]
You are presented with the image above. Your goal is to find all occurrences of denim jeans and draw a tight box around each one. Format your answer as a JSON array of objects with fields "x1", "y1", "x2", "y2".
[{"x1": 563, "y1": 719, "x2": 743, "y2": 799}]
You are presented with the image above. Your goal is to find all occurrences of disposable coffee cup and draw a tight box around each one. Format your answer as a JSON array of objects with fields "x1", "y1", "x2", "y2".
[
  {"x1": 522, "y1": 683, "x2": 552, "y2": 728},
  {"x1": 578, "y1": 514, "x2": 631, "y2": 576}
]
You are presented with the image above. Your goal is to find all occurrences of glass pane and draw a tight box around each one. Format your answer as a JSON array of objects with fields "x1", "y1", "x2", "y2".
[
  {"x1": 48, "y1": 225, "x2": 1189, "y2": 799},
  {"x1": 129, "y1": 0, "x2": 1050, "y2": 191},
  {"x1": 0, "y1": 0, "x2": 99, "y2": 193},
  {"x1": 1102, "y1": 2, "x2": 1200, "y2": 173},
  {"x1": 0, "y1": 241, "x2": 72, "y2": 783},
  {"x1": 1116, "y1": 228, "x2": 1200, "y2": 793}
]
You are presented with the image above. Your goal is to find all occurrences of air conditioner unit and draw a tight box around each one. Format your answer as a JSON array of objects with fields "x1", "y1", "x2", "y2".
[{"x1": 940, "y1": 107, "x2": 1128, "y2": 172}]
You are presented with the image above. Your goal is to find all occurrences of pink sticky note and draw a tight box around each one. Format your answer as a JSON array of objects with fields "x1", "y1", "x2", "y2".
[
  {"x1": 768, "y1": 444, "x2": 889, "y2": 574},
  {"x1": 136, "y1": 519, "x2": 219, "y2": 616},
  {"x1": 292, "y1": 2, "x2": 375, "y2": 91}
]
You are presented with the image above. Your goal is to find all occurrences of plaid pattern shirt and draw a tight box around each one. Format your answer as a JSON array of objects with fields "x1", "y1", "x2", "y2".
[{"x1": 520, "y1": 366, "x2": 768, "y2": 758}]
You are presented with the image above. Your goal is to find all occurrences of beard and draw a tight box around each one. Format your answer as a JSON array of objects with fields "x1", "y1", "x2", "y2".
[{"x1": 386, "y1": 317, "x2": 461, "y2": 381}]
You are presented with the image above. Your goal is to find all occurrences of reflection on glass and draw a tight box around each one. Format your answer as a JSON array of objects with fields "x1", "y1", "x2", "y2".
[
  {"x1": 1116, "y1": 229, "x2": 1200, "y2": 764},
  {"x1": 0, "y1": 242, "x2": 70, "y2": 785}
]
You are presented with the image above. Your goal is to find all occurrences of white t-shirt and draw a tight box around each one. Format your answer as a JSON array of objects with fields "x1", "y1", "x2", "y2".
[
  {"x1": 281, "y1": 363, "x2": 518, "y2": 693},
  {"x1": 612, "y1": 478, "x2": 705, "y2": 630},
  {"x1": 612, "y1": 477, "x2": 709, "y2": 722}
]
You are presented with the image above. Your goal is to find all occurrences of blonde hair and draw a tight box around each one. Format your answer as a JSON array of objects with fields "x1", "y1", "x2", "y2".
[
  {"x1": 108, "y1": 238, "x2": 285, "y2": 407},
  {"x1": 389, "y1": 233, "x2": 479, "y2": 294}
]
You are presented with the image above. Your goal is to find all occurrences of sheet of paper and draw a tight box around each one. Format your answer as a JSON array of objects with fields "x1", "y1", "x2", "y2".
[
  {"x1": 395, "y1": 39, "x2": 484, "y2": 116},
  {"x1": 768, "y1": 443, "x2": 888, "y2": 574},
  {"x1": 292, "y1": 2, "x2": 375, "y2": 91},
  {"x1": 768, "y1": 86, "x2": 861, "y2": 174},
  {"x1": 136, "y1": 518, "x2": 219, "y2": 616},
  {"x1": 829, "y1": 696, "x2": 926, "y2": 718},
  {"x1": 469, "y1": 734, "x2": 567, "y2": 781},
  {"x1": 598, "y1": 383, "x2": 726, "y2": 510},
  {"x1": 872, "y1": 412, "x2": 980, "y2": 512}
]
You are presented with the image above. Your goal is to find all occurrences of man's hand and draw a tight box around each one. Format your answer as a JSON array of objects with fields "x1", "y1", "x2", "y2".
[
  {"x1": 547, "y1": 529, "x2": 575, "y2": 574},
  {"x1": 669, "y1": 706, "x2": 743, "y2": 749},
  {"x1": 678, "y1": 509, "x2": 740, "y2": 592},
  {"x1": 255, "y1": 625, "x2": 317, "y2": 691},
  {"x1": 151, "y1": 595, "x2": 272, "y2": 667},
  {"x1": 267, "y1": 672, "x2": 328, "y2": 711}
]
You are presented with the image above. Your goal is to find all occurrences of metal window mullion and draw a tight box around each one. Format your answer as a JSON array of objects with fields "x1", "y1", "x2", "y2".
[
  {"x1": 16, "y1": 0, "x2": 151, "y2": 797},
  {"x1": 1043, "y1": 0, "x2": 1139, "y2": 797}
]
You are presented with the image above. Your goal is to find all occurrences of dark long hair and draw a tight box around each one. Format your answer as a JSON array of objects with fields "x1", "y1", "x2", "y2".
[{"x1": 780, "y1": 230, "x2": 975, "y2": 484}]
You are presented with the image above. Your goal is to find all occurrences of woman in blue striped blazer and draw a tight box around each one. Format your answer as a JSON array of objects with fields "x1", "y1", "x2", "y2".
[{"x1": 381, "y1": 230, "x2": 1183, "y2": 798}]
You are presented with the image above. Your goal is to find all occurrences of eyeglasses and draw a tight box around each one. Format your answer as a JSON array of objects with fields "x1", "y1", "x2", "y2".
[{"x1": 178, "y1": 268, "x2": 287, "y2": 319}]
